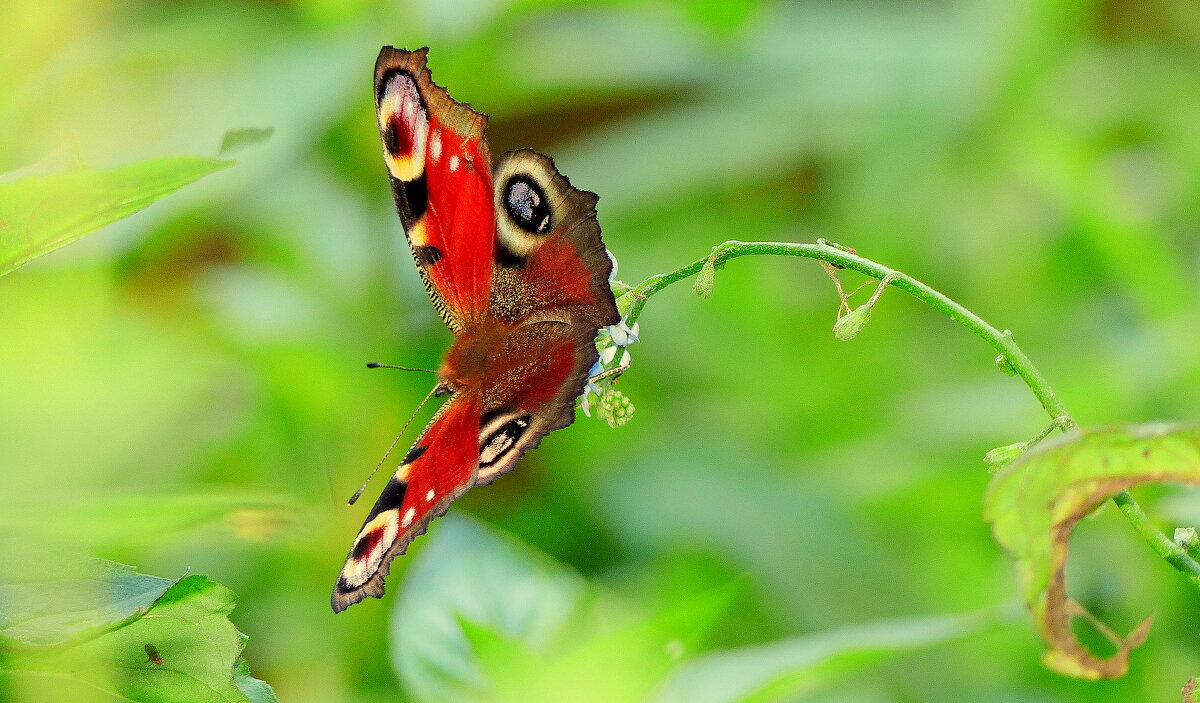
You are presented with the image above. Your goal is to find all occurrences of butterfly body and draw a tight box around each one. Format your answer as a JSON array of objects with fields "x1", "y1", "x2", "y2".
[{"x1": 332, "y1": 47, "x2": 619, "y2": 612}]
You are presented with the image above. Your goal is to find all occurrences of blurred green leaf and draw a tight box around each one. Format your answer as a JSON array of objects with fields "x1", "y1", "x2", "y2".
[
  {"x1": 0, "y1": 492, "x2": 299, "y2": 548},
  {"x1": 390, "y1": 516, "x2": 587, "y2": 703},
  {"x1": 654, "y1": 609, "x2": 995, "y2": 703},
  {"x1": 0, "y1": 156, "x2": 233, "y2": 277},
  {"x1": 984, "y1": 423, "x2": 1200, "y2": 680},
  {"x1": 218, "y1": 128, "x2": 274, "y2": 157},
  {"x1": 391, "y1": 515, "x2": 737, "y2": 703},
  {"x1": 479, "y1": 581, "x2": 738, "y2": 703},
  {"x1": 0, "y1": 555, "x2": 276, "y2": 703}
]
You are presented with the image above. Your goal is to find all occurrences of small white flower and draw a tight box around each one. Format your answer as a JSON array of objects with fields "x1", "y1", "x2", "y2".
[
  {"x1": 588, "y1": 360, "x2": 604, "y2": 378},
  {"x1": 607, "y1": 250, "x2": 618, "y2": 284},
  {"x1": 600, "y1": 345, "x2": 617, "y2": 364},
  {"x1": 608, "y1": 324, "x2": 630, "y2": 346},
  {"x1": 581, "y1": 393, "x2": 592, "y2": 417},
  {"x1": 619, "y1": 349, "x2": 631, "y2": 367}
]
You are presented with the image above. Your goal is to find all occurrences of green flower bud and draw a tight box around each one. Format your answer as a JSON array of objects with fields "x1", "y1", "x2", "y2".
[
  {"x1": 598, "y1": 390, "x2": 635, "y2": 428},
  {"x1": 693, "y1": 260, "x2": 716, "y2": 299},
  {"x1": 995, "y1": 354, "x2": 1017, "y2": 376},
  {"x1": 984, "y1": 441, "x2": 1027, "y2": 470},
  {"x1": 833, "y1": 305, "x2": 872, "y2": 341},
  {"x1": 1174, "y1": 527, "x2": 1199, "y2": 558}
]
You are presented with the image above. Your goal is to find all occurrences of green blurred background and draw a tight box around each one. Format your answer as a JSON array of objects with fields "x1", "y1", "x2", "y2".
[{"x1": 2, "y1": 0, "x2": 1199, "y2": 700}]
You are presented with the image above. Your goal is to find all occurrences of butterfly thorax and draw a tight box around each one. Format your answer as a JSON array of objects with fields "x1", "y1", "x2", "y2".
[
  {"x1": 439, "y1": 316, "x2": 579, "y2": 408},
  {"x1": 439, "y1": 319, "x2": 515, "y2": 391}
]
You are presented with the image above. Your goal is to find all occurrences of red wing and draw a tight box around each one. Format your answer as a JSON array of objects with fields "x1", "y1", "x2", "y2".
[
  {"x1": 487, "y1": 150, "x2": 620, "y2": 329},
  {"x1": 332, "y1": 393, "x2": 482, "y2": 612},
  {"x1": 376, "y1": 47, "x2": 495, "y2": 330}
]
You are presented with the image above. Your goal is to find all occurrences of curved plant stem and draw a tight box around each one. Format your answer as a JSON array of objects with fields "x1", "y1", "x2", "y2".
[{"x1": 618, "y1": 239, "x2": 1200, "y2": 586}]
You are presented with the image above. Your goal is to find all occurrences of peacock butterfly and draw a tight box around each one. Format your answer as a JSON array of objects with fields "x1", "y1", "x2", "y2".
[{"x1": 331, "y1": 47, "x2": 620, "y2": 612}]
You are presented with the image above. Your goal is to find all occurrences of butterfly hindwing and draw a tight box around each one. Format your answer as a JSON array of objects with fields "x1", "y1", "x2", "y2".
[
  {"x1": 376, "y1": 46, "x2": 495, "y2": 330},
  {"x1": 470, "y1": 151, "x2": 620, "y2": 483},
  {"x1": 473, "y1": 321, "x2": 603, "y2": 484},
  {"x1": 332, "y1": 393, "x2": 483, "y2": 612}
]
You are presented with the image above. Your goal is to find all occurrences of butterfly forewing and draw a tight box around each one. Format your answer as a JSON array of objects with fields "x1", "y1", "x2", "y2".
[
  {"x1": 375, "y1": 47, "x2": 495, "y2": 330},
  {"x1": 332, "y1": 393, "x2": 483, "y2": 612}
]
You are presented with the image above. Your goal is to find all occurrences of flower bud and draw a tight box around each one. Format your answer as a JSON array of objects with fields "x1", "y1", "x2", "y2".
[
  {"x1": 984, "y1": 441, "x2": 1027, "y2": 470},
  {"x1": 693, "y1": 260, "x2": 716, "y2": 299},
  {"x1": 599, "y1": 390, "x2": 635, "y2": 428},
  {"x1": 832, "y1": 305, "x2": 872, "y2": 341},
  {"x1": 995, "y1": 354, "x2": 1017, "y2": 376},
  {"x1": 1174, "y1": 527, "x2": 1199, "y2": 557}
]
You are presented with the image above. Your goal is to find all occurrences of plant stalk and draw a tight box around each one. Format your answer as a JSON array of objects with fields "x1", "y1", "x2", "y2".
[{"x1": 618, "y1": 239, "x2": 1200, "y2": 585}]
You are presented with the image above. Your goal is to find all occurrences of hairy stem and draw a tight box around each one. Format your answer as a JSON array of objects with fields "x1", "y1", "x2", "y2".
[{"x1": 618, "y1": 239, "x2": 1200, "y2": 585}]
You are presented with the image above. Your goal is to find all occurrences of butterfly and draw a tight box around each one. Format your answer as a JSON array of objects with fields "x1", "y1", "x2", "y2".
[{"x1": 331, "y1": 47, "x2": 620, "y2": 612}]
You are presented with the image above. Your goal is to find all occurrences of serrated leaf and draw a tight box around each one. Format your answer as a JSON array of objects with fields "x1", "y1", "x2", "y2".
[
  {"x1": 0, "y1": 555, "x2": 275, "y2": 703},
  {"x1": 984, "y1": 422, "x2": 1200, "y2": 679},
  {"x1": 233, "y1": 658, "x2": 281, "y2": 703},
  {"x1": 654, "y1": 609, "x2": 994, "y2": 703},
  {"x1": 0, "y1": 156, "x2": 233, "y2": 277},
  {"x1": 0, "y1": 549, "x2": 176, "y2": 648}
]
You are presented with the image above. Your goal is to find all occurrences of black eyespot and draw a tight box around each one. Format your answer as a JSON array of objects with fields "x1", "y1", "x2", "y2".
[{"x1": 503, "y1": 176, "x2": 552, "y2": 234}]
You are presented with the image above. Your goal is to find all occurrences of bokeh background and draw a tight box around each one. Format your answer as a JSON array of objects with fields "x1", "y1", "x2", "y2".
[{"x1": 2, "y1": 0, "x2": 1199, "y2": 701}]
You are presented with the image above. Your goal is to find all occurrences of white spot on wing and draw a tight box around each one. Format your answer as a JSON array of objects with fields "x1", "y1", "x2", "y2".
[
  {"x1": 430, "y1": 134, "x2": 442, "y2": 161},
  {"x1": 401, "y1": 507, "x2": 415, "y2": 528},
  {"x1": 425, "y1": 489, "x2": 435, "y2": 501},
  {"x1": 449, "y1": 155, "x2": 459, "y2": 172}
]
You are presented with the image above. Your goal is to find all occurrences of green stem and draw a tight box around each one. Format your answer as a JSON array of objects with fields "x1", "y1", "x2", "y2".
[{"x1": 618, "y1": 239, "x2": 1200, "y2": 586}]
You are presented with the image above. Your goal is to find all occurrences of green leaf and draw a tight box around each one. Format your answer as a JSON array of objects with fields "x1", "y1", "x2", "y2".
[
  {"x1": 0, "y1": 156, "x2": 233, "y2": 277},
  {"x1": 984, "y1": 422, "x2": 1200, "y2": 679},
  {"x1": 459, "y1": 581, "x2": 738, "y2": 703},
  {"x1": 654, "y1": 609, "x2": 994, "y2": 703},
  {"x1": 390, "y1": 516, "x2": 587, "y2": 703},
  {"x1": 233, "y1": 658, "x2": 281, "y2": 703},
  {"x1": 391, "y1": 515, "x2": 737, "y2": 703},
  {"x1": 501, "y1": 582, "x2": 738, "y2": 703},
  {"x1": 218, "y1": 128, "x2": 274, "y2": 157},
  {"x1": 0, "y1": 549, "x2": 176, "y2": 648},
  {"x1": 0, "y1": 555, "x2": 276, "y2": 703}
]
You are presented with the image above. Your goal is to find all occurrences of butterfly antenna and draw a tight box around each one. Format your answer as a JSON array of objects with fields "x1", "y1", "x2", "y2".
[
  {"x1": 346, "y1": 383, "x2": 441, "y2": 507},
  {"x1": 366, "y1": 362, "x2": 438, "y2": 373}
]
